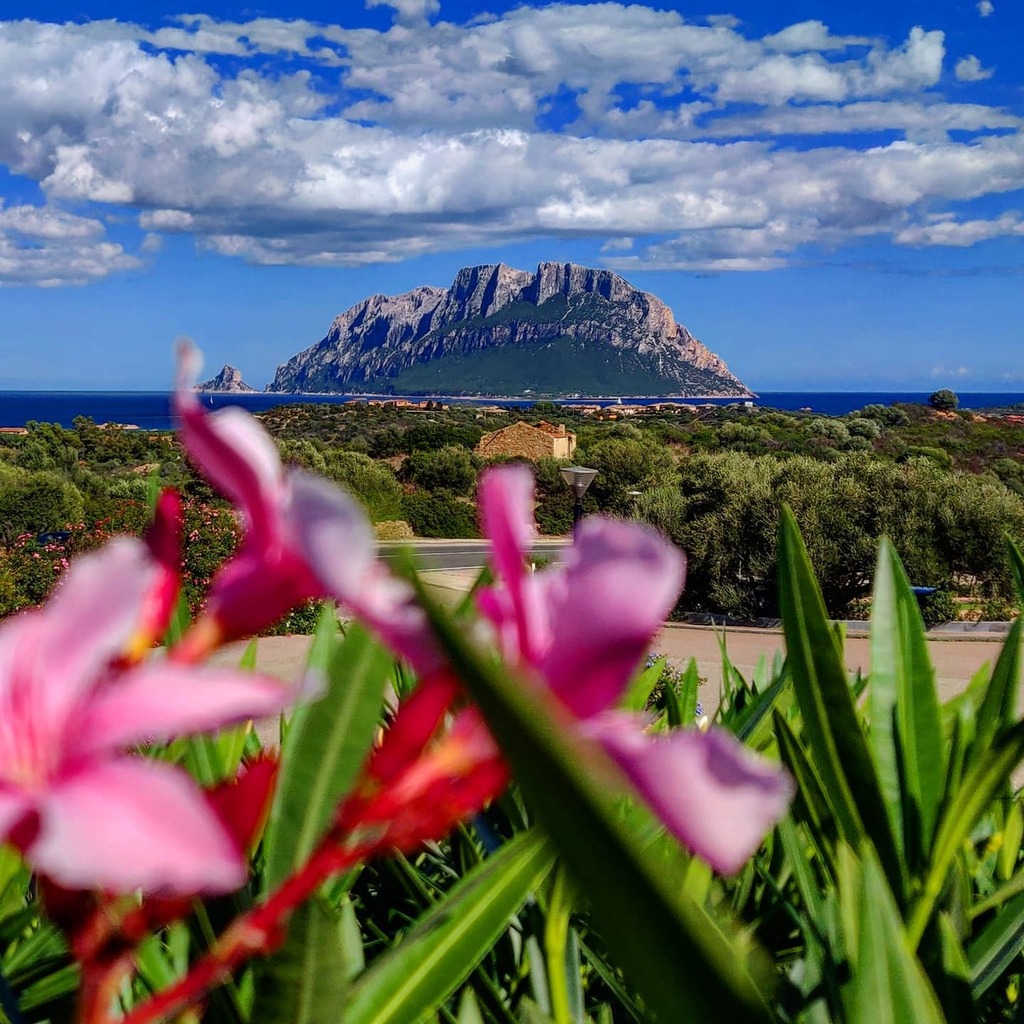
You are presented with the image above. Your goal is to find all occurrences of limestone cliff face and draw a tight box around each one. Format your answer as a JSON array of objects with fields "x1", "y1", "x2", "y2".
[
  {"x1": 270, "y1": 262, "x2": 750, "y2": 397},
  {"x1": 197, "y1": 365, "x2": 257, "y2": 393}
]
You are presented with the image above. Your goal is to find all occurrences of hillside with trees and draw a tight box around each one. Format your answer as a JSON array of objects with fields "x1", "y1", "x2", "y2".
[{"x1": 3, "y1": 395, "x2": 1024, "y2": 624}]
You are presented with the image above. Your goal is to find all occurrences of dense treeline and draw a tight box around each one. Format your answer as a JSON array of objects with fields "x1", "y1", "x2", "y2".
[
  {"x1": 637, "y1": 451, "x2": 1024, "y2": 619},
  {"x1": 3, "y1": 397, "x2": 1024, "y2": 622}
]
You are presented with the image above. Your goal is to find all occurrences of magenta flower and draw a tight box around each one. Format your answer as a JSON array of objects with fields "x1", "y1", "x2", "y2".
[
  {"x1": 174, "y1": 342, "x2": 440, "y2": 672},
  {"x1": 474, "y1": 465, "x2": 792, "y2": 874},
  {"x1": 0, "y1": 539, "x2": 292, "y2": 894}
]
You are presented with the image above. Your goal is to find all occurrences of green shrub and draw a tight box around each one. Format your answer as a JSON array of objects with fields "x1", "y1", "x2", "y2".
[
  {"x1": 322, "y1": 451, "x2": 404, "y2": 522},
  {"x1": 929, "y1": 387, "x2": 959, "y2": 411},
  {"x1": 534, "y1": 495, "x2": 573, "y2": 536},
  {"x1": 180, "y1": 500, "x2": 240, "y2": 613},
  {"x1": 578, "y1": 435, "x2": 678, "y2": 515},
  {"x1": 902, "y1": 445, "x2": 954, "y2": 469},
  {"x1": 980, "y1": 595, "x2": 1017, "y2": 621},
  {"x1": 401, "y1": 446, "x2": 479, "y2": 496},
  {"x1": 402, "y1": 492, "x2": 479, "y2": 538},
  {"x1": 918, "y1": 587, "x2": 958, "y2": 627},
  {"x1": 277, "y1": 438, "x2": 328, "y2": 474},
  {"x1": 0, "y1": 562, "x2": 20, "y2": 617},
  {"x1": 264, "y1": 599, "x2": 328, "y2": 636},
  {"x1": 0, "y1": 469, "x2": 85, "y2": 545}
]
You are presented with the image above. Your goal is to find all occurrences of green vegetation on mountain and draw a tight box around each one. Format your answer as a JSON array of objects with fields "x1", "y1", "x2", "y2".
[{"x1": 383, "y1": 333, "x2": 729, "y2": 397}]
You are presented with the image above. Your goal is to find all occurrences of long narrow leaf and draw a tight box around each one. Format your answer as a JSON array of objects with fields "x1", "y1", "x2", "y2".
[
  {"x1": 973, "y1": 618, "x2": 1022, "y2": 767},
  {"x1": 848, "y1": 849, "x2": 945, "y2": 1024},
  {"x1": 343, "y1": 832, "x2": 553, "y2": 1024},
  {"x1": 910, "y1": 720, "x2": 1024, "y2": 949},
  {"x1": 869, "y1": 540, "x2": 945, "y2": 859},
  {"x1": 263, "y1": 623, "x2": 391, "y2": 891},
  {"x1": 969, "y1": 890, "x2": 1024, "y2": 997},
  {"x1": 254, "y1": 898, "x2": 349, "y2": 1024},
  {"x1": 777, "y1": 507, "x2": 905, "y2": 899},
  {"x1": 417, "y1": 582, "x2": 773, "y2": 1023},
  {"x1": 1008, "y1": 537, "x2": 1024, "y2": 606}
]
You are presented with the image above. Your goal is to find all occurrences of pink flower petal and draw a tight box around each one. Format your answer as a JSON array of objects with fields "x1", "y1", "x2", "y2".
[
  {"x1": 204, "y1": 547, "x2": 319, "y2": 639},
  {"x1": 0, "y1": 788, "x2": 31, "y2": 844},
  {"x1": 175, "y1": 343, "x2": 282, "y2": 543},
  {"x1": 289, "y1": 469, "x2": 377, "y2": 595},
  {"x1": 42, "y1": 538, "x2": 158, "y2": 699},
  {"x1": 349, "y1": 564, "x2": 445, "y2": 675},
  {"x1": 138, "y1": 490, "x2": 183, "y2": 643},
  {"x1": 178, "y1": 404, "x2": 283, "y2": 543},
  {"x1": 291, "y1": 470, "x2": 443, "y2": 673},
  {"x1": 539, "y1": 518, "x2": 685, "y2": 718},
  {"x1": 71, "y1": 666, "x2": 293, "y2": 757},
  {"x1": 30, "y1": 759, "x2": 245, "y2": 894},
  {"x1": 477, "y1": 466, "x2": 547, "y2": 664},
  {"x1": 478, "y1": 465, "x2": 535, "y2": 588},
  {"x1": 585, "y1": 714, "x2": 793, "y2": 875}
]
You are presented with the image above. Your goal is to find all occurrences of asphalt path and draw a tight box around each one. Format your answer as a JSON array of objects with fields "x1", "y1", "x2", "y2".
[
  {"x1": 213, "y1": 617, "x2": 1013, "y2": 721},
  {"x1": 379, "y1": 539, "x2": 568, "y2": 572}
]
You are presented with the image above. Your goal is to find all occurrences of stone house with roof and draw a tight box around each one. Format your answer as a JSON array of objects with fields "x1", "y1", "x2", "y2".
[{"x1": 475, "y1": 420, "x2": 576, "y2": 461}]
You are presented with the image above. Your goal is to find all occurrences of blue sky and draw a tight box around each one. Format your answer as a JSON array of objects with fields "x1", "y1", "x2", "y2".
[{"x1": 1, "y1": 0, "x2": 1022, "y2": 392}]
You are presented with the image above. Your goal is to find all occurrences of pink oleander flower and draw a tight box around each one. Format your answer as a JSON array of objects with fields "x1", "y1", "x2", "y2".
[
  {"x1": 470, "y1": 465, "x2": 793, "y2": 875},
  {"x1": 174, "y1": 341, "x2": 440, "y2": 672},
  {"x1": 340, "y1": 466, "x2": 791, "y2": 873},
  {"x1": 0, "y1": 539, "x2": 293, "y2": 895}
]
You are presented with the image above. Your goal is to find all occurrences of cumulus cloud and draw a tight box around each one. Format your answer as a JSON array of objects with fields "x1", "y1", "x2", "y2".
[
  {"x1": 703, "y1": 100, "x2": 1021, "y2": 140},
  {"x1": 955, "y1": 55, "x2": 994, "y2": 82},
  {"x1": 0, "y1": 6, "x2": 1019, "y2": 280},
  {"x1": 762, "y1": 20, "x2": 870, "y2": 53},
  {"x1": 977, "y1": 1, "x2": 994, "y2": 16},
  {"x1": 896, "y1": 212, "x2": 1024, "y2": 246},
  {"x1": 364, "y1": 0, "x2": 440, "y2": 25},
  {"x1": 0, "y1": 202, "x2": 141, "y2": 285}
]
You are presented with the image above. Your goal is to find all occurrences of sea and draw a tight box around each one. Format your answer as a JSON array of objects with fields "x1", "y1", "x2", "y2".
[{"x1": 2, "y1": 391, "x2": 1024, "y2": 430}]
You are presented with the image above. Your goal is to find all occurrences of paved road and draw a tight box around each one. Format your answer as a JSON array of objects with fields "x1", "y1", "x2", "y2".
[
  {"x1": 379, "y1": 539, "x2": 568, "y2": 572},
  {"x1": 214, "y1": 618, "x2": 1013, "y2": 719}
]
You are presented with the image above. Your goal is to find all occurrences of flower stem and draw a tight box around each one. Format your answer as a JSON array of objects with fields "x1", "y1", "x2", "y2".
[{"x1": 114, "y1": 832, "x2": 374, "y2": 1024}]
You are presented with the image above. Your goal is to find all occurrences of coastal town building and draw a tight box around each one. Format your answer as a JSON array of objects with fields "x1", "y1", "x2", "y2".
[{"x1": 475, "y1": 420, "x2": 576, "y2": 461}]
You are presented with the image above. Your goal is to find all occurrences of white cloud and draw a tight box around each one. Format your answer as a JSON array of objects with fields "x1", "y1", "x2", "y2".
[
  {"x1": 0, "y1": 8, "x2": 1019, "y2": 279},
  {"x1": 895, "y1": 212, "x2": 1024, "y2": 246},
  {"x1": 762, "y1": 20, "x2": 869, "y2": 53},
  {"x1": 0, "y1": 202, "x2": 140, "y2": 285},
  {"x1": 703, "y1": 100, "x2": 1021, "y2": 140},
  {"x1": 955, "y1": 55, "x2": 994, "y2": 82},
  {"x1": 364, "y1": 0, "x2": 440, "y2": 26},
  {"x1": 857, "y1": 26, "x2": 945, "y2": 94},
  {"x1": 977, "y1": 1, "x2": 994, "y2": 16}
]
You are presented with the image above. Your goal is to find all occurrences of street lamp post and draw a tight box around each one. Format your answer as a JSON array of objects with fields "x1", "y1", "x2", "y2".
[{"x1": 560, "y1": 466, "x2": 599, "y2": 530}]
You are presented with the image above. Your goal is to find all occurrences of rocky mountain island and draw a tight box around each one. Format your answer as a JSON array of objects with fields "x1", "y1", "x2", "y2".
[
  {"x1": 196, "y1": 365, "x2": 257, "y2": 393},
  {"x1": 270, "y1": 262, "x2": 751, "y2": 398}
]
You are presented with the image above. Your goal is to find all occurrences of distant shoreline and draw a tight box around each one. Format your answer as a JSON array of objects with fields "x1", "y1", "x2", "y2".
[
  {"x1": 5, "y1": 391, "x2": 1024, "y2": 431},
  {"x1": 238, "y1": 389, "x2": 759, "y2": 402}
]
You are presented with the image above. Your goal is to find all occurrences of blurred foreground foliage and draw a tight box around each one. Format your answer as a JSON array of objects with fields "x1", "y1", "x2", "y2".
[{"x1": 5, "y1": 519, "x2": 1024, "y2": 1022}]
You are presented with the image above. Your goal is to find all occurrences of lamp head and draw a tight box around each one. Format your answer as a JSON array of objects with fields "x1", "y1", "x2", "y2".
[{"x1": 560, "y1": 466, "x2": 599, "y2": 498}]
